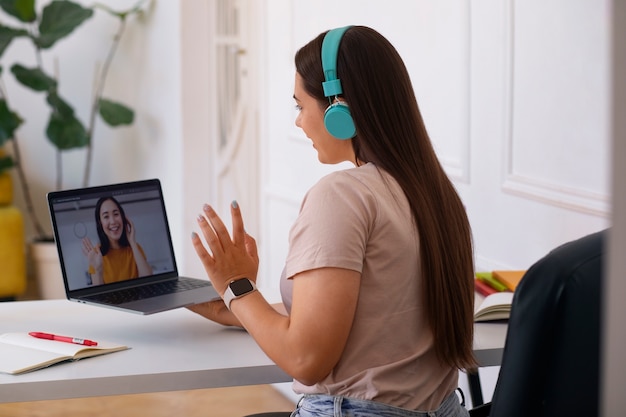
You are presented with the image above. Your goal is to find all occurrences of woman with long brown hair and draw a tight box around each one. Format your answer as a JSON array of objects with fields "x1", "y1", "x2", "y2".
[
  {"x1": 82, "y1": 196, "x2": 153, "y2": 285},
  {"x1": 189, "y1": 25, "x2": 475, "y2": 416}
]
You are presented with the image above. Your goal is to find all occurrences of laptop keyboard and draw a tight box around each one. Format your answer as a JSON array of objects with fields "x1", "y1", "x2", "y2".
[{"x1": 84, "y1": 279, "x2": 211, "y2": 305}]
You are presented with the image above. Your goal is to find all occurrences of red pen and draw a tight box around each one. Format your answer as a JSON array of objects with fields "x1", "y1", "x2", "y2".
[{"x1": 29, "y1": 332, "x2": 98, "y2": 346}]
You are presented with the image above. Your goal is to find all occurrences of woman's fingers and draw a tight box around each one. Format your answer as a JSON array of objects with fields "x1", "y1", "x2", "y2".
[
  {"x1": 82, "y1": 237, "x2": 93, "y2": 255},
  {"x1": 198, "y1": 202, "x2": 247, "y2": 252},
  {"x1": 192, "y1": 202, "x2": 259, "y2": 295},
  {"x1": 191, "y1": 231, "x2": 215, "y2": 268},
  {"x1": 193, "y1": 204, "x2": 237, "y2": 267},
  {"x1": 199, "y1": 204, "x2": 233, "y2": 254},
  {"x1": 230, "y1": 201, "x2": 246, "y2": 247}
]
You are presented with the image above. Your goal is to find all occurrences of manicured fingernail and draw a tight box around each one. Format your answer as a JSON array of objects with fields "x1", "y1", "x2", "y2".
[
  {"x1": 203, "y1": 203, "x2": 210, "y2": 212},
  {"x1": 232, "y1": 200, "x2": 238, "y2": 209},
  {"x1": 197, "y1": 214, "x2": 204, "y2": 222},
  {"x1": 191, "y1": 232, "x2": 198, "y2": 239}
]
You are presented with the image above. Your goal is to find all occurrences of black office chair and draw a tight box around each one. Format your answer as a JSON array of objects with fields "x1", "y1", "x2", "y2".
[{"x1": 470, "y1": 230, "x2": 606, "y2": 417}]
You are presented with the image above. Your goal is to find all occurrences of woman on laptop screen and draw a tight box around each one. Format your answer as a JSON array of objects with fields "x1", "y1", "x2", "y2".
[{"x1": 82, "y1": 196, "x2": 153, "y2": 285}]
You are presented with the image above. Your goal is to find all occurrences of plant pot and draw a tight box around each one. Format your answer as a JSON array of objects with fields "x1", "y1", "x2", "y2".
[{"x1": 30, "y1": 241, "x2": 65, "y2": 299}]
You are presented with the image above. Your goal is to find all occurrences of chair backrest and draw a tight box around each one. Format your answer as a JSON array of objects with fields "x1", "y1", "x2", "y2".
[{"x1": 488, "y1": 230, "x2": 606, "y2": 417}]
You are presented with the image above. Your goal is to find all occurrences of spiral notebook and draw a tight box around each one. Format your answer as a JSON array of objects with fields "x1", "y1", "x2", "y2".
[{"x1": 47, "y1": 178, "x2": 219, "y2": 315}]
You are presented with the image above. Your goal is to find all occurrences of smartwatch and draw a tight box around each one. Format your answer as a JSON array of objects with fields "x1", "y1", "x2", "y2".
[{"x1": 223, "y1": 278, "x2": 257, "y2": 310}]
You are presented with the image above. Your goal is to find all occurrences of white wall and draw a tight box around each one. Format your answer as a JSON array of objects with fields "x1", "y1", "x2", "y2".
[{"x1": 179, "y1": 0, "x2": 214, "y2": 278}]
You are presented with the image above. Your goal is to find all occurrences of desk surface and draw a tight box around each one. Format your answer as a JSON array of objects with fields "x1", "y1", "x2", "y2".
[{"x1": 0, "y1": 300, "x2": 506, "y2": 403}]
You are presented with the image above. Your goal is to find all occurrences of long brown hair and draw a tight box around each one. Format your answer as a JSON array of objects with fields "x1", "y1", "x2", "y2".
[{"x1": 295, "y1": 26, "x2": 477, "y2": 370}]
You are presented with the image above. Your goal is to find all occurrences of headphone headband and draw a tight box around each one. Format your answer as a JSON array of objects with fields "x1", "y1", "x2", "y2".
[
  {"x1": 320, "y1": 26, "x2": 356, "y2": 140},
  {"x1": 321, "y1": 26, "x2": 352, "y2": 98}
]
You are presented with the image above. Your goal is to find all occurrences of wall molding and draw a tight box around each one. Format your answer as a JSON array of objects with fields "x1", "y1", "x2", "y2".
[
  {"x1": 501, "y1": 0, "x2": 610, "y2": 217},
  {"x1": 445, "y1": 1, "x2": 472, "y2": 184}
]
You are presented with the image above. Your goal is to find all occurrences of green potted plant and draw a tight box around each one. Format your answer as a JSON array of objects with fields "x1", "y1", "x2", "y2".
[
  {"x1": 0, "y1": 0, "x2": 148, "y2": 298},
  {"x1": 0, "y1": 0, "x2": 147, "y2": 238}
]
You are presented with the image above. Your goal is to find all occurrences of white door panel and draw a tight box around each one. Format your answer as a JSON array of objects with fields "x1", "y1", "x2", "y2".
[{"x1": 214, "y1": 0, "x2": 259, "y2": 236}]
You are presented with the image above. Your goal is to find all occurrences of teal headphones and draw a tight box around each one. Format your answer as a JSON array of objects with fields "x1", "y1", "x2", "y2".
[{"x1": 321, "y1": 26, "x2": 356, "y2": 140}]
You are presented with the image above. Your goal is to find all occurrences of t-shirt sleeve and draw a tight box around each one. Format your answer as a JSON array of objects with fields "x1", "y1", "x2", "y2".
[{"x1": 283, "y1": 171, "x2": 376, "y2": 280}]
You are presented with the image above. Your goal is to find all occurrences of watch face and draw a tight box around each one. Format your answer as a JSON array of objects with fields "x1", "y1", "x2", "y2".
[{"x1": 230, "y1": 279, "x2": 254, "y2": 296}]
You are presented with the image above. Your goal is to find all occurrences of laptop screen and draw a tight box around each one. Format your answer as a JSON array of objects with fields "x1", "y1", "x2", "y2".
[{"x1": 48, "y1": 179, "x2": 177, "y2": 292}]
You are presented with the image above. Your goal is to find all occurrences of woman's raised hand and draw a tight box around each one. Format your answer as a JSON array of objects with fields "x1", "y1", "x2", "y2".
[{"x1": 191, "y1": 201, "x2": 259, "y2": 297}]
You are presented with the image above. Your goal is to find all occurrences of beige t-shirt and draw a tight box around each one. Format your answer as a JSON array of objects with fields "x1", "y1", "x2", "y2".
[{"x1": 280, "y1": 163, "x2": 458, "y2": 411}]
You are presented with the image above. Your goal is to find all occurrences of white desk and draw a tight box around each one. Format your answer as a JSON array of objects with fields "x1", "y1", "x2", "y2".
[
  {"x1": 0, "y1": 300, "x2": 290, "y2": 403},
  {"x1": 0, "y1": 300, "x2": 506, "y2": 403},
  {"x1": 472, "y1": 321, "x2": 507, "y2": 367}
]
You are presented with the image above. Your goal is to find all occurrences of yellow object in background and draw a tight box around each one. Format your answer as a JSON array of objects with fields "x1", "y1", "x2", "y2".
[
  {"x1": 0, "y1": 169, "x2": 12, "y2": 206},
  {"x1": 492, "y1": 270, "x2": 526, "y2": 292},
  {"x1": 0, "y1": 169, "x2": 27, "y2": 299}
]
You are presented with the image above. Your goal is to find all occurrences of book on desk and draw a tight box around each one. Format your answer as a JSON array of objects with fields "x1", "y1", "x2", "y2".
[
  {"x1": 0, "y1": 332, "x2": 128, "y2": 375},
  {"x1": 474, "y1": 270, "x2": 526, "y2": 322},
  {"x1": 474, "y1": 291, "x2": 514, "y2": 322}
]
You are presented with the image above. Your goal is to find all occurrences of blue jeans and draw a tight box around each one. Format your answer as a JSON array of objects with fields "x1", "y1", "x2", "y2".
[{"x1": 291, "y1": 390, "x2": 468, "y2": 417}]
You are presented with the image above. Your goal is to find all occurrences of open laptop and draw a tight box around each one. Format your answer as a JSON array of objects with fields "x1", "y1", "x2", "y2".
[{"x1": 47, "y1": 178, "x2": 219, "y2": 314}]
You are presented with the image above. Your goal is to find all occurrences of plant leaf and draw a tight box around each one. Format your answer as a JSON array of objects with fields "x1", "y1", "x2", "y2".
[
  {"x1": 37, "y1": 0, "x2": 93, "y2": 49},
  {"x1": 0, "y1": 155, "x2": 14, "y2": 173},
  {"x1": 0, "y1": 0, "x2": 36, "y2": 23},
  {"x1": 0, "y1": 98, "x2": 23, "y2": 144},
  {"x1": 99, "y1": 98, "x2": 134, "y2": 126},
  {"x1": 0, "y1": 24, "x2": 29, "y2": 57},
  {"x1": 46, "y1": 111, "x2": 89, "y2": 150},
  {"x1": 11, "y1": 64, "x2": 57, "y2": 91},
  {"x1": 46, "y1": 90, "x2": 75, "y2": 118}
]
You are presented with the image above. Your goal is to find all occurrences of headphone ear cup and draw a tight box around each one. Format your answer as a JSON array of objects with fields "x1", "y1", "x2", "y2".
[{"x1": 324, "y1": 102, "x2": 356, "y2": 140}]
